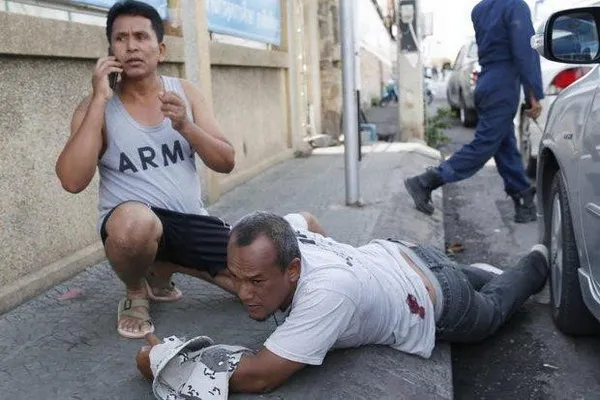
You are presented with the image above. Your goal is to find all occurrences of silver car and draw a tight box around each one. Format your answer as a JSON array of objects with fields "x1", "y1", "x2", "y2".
[
  {"x1": 516, "y1": 21, "x2": 593, "y2": 178},
  {"x1": 446, "y1": 38, "x2": 480, "y2": 128},
  {"x1": 533, "y1": 7, "x2": 600, "y2": 335}
]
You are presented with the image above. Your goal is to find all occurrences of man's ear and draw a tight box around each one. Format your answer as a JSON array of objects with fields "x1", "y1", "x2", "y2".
[
  {"x1": 287, "y1": 258, "x2": 301, "y2": 283},
  {"x1": 158, "y1": 42, "x2": 166, "y2": 62}
]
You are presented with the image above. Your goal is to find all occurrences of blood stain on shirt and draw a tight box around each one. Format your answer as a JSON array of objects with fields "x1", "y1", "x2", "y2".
[{"x1": 406, "y1": 294, "x2": 425, "y2": 319}]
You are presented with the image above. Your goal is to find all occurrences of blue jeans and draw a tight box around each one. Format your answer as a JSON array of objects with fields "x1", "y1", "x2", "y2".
[{"x1": 409, "y1": 244, "x2": 547, "y2": 343}]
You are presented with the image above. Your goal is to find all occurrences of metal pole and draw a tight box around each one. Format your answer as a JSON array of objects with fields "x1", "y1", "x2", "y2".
[
  {"x1": 286, "y1": 0, "x2": 301, "y2": 152},
  {"x1": 354, "y1": 2, "x2": 362, "y2": 162},
  {"x1": 396, "y1": 2, "x2": 402, "y2": 135},
  {"x1": 340, "y1": 0, "x2": 361, "y2": 205}
]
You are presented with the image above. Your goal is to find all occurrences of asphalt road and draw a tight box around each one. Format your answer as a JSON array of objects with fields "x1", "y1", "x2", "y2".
[{"x1": 426, "y1": 86, "x2": 600, "y2": 400}]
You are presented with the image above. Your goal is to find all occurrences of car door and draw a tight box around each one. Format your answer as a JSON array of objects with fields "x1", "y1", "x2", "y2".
[
  {"x1": 578, "y1": 66, "x2": 600, "y2": 281},
  {"x1": 459, "y1": 42, "x2": 478, "y2": 94}
]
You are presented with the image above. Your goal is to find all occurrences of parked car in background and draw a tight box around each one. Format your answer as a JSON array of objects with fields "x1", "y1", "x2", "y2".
[
  {"x1": 516, "y1": 21, "x2": 593, "y2": 178},
  {"x1": 532, "y1": 6, "x2": 600, "y2": 336},
  {"x1": 446, "y1": 38, "x2": 480, "y2": 128}
]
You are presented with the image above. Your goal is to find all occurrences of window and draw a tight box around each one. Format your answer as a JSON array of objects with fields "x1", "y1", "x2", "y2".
[
  {"x1": 453, "y1": 45, "x2": 467, "y2": 68},
  {"x1": 552, "y1": 13, "x2": 600, "y2": 62},
  {"x1": 4, "y1": 1, "x2": 107, "y2": 26},
  {"x1": 467, "y1": 42, "x2": 478, "y2": 59}
]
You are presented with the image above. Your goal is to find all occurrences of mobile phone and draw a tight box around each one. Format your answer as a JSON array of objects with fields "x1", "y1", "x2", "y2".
[{"x1": 108, "y1": 47, "x2": 119, "y2": 90}]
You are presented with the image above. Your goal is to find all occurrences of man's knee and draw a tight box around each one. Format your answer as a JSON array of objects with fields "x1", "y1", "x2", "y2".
[{"x1": 104, "y1": 202, "x2": 162, "y2": 252}]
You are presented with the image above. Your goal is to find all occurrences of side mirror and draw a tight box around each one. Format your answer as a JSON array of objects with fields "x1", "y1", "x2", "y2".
[{"x1": 532, "y1": 7, "x2": 600, "y2": 64}]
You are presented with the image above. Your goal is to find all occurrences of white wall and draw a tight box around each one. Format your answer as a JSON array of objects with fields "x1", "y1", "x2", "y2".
[{"x1": 357, "y1": 0, "x2": 392, "y2": 66}]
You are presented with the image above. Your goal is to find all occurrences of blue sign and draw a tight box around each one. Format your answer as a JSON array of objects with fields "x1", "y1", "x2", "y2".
[
  {"x1": 70, "y1": 0, "x2": 168, "y2": 19},
  {"x1": 206, "y1": 0, "x2": 281, "y2": 45}
]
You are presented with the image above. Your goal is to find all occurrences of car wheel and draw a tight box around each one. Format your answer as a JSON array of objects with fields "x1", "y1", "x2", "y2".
[
  {"x1": 459, "y1": 95, "x2": 477, "y2": 128},
  {"x1": 446, "y1": 88, "x2": 459, "y2": 114},
  {"x1": 519, "y1": 114, "x2": 537, "y2": 178},
  {"x1": 545, "y1": 171, "x2": 600, "y2": 335}
]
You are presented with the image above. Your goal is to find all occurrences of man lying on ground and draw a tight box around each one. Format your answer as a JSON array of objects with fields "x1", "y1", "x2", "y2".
[{"x1": 136, "y1": 211, "x2": 548, "y2": 394}]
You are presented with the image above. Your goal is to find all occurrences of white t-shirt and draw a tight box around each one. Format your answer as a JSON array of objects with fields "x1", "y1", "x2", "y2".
[{"x1": 263, "y1": 214, "x2": 436, "y2": 366}]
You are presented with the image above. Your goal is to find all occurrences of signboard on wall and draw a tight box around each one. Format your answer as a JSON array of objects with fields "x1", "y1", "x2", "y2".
[
  {"x1": 399, "y1": 0, "x2": 418, "y2": 52},
  {"x1": 206, "y1": 0, "x2": 281, "y2": 45},
  {"x1": 69, "y1": 0, "x2": 168, "y2": 19}
]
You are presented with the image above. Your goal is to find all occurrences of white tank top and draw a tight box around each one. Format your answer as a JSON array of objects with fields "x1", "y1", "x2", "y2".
[{"x1": 97, "y1": 76, "x2": 207, "y2": 230}]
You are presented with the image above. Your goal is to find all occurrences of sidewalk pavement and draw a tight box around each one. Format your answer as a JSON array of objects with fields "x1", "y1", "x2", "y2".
[{"x1": 0, "y1": 140, "x2": 452, "y2": 399}]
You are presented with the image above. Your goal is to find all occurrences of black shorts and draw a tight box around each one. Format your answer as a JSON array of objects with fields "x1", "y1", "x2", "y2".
[{"x1": 100, "y1": 204, "x2": 230, "y2": 276}]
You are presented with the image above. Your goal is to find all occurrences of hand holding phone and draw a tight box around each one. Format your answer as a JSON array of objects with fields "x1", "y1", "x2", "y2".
[
  {"x1": 107, "y1": 48, "x2": 120, "y2": 90},
  {"x1": 91, "y1": 50, "x2": 123, "y2": 102}
]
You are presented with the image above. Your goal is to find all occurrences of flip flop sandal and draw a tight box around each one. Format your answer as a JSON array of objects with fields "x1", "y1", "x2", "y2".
[
  {"x1": 144, "y1": 273, "x2": 183, "y2": 303},
  {"x1": 117, "y1": 298, "x2": 155, "y2": 339}
]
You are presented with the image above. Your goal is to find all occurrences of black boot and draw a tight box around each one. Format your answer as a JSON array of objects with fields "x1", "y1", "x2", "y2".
[
  {"x1": 404, "y1": 168, "x2": 445, "y2": 215},
  {"x1": 509, "y1": 187, "x2": 537, "y2": 223}
]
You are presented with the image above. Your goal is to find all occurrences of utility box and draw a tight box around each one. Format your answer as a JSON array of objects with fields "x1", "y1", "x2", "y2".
[{"x1": 421, "y1": 12, "x2": 434, "y2": 38}]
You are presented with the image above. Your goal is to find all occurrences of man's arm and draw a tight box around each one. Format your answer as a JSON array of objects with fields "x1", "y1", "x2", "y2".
[
  {"x1": 55, "y1": 56, "x2": 119, "y2": 193},
  {"x1": 179, "y1": 79, "x2": 235, "y2": 173},
  {"x1": 230, "y1": 348, "x2": 305, "y2": 393},
  {"x1": 55, "y1": 95, "x2": 106, "y2": 193},
  {"x1": 285, "y1": 212, "x2": 327, "y2": 236},
  {"x1": 506, "y1": 1, "x2": 545, "y2": 102},
  {"x1": 298, "y1": 212, "x2": 327, "y2": 236},
  {"x1": 230, "y1": 288, "x2": 356, "y2": 393}
]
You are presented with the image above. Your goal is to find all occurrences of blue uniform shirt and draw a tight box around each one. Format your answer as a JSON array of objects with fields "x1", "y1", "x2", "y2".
[{"x1": 472, "y1": 0, "x2": 544, "y2": 102}]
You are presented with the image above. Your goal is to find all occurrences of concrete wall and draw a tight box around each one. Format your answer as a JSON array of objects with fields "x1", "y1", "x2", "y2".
[
  {"x1": 183, "y1": 0, "x2": 315, "y2": 200},
  {"x1": 357, "y1": 0, "x2": 393, "y2": 107},
  {"x1": 360, "y1": 48, "x2": 392, "y2": 107},
  {"x1": 213, "y1": 67, "x2": 289, "y2": 171},
  {"x1": 209, "y1": 46, "x2": 294, "y2": 193}
]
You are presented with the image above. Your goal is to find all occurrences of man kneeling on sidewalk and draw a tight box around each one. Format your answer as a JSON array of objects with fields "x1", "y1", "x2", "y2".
[
  {"x1": 55, "y1": 0, "x2": 236, "y2": 339},
  {"x1": 136, "y1": 211, "x2": 548, "y2": 395}
]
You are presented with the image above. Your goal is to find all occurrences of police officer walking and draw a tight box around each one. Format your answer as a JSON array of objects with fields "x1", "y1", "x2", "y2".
[{"x1": 405, "y1": 0, "x2": 543, "y2": 223}]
